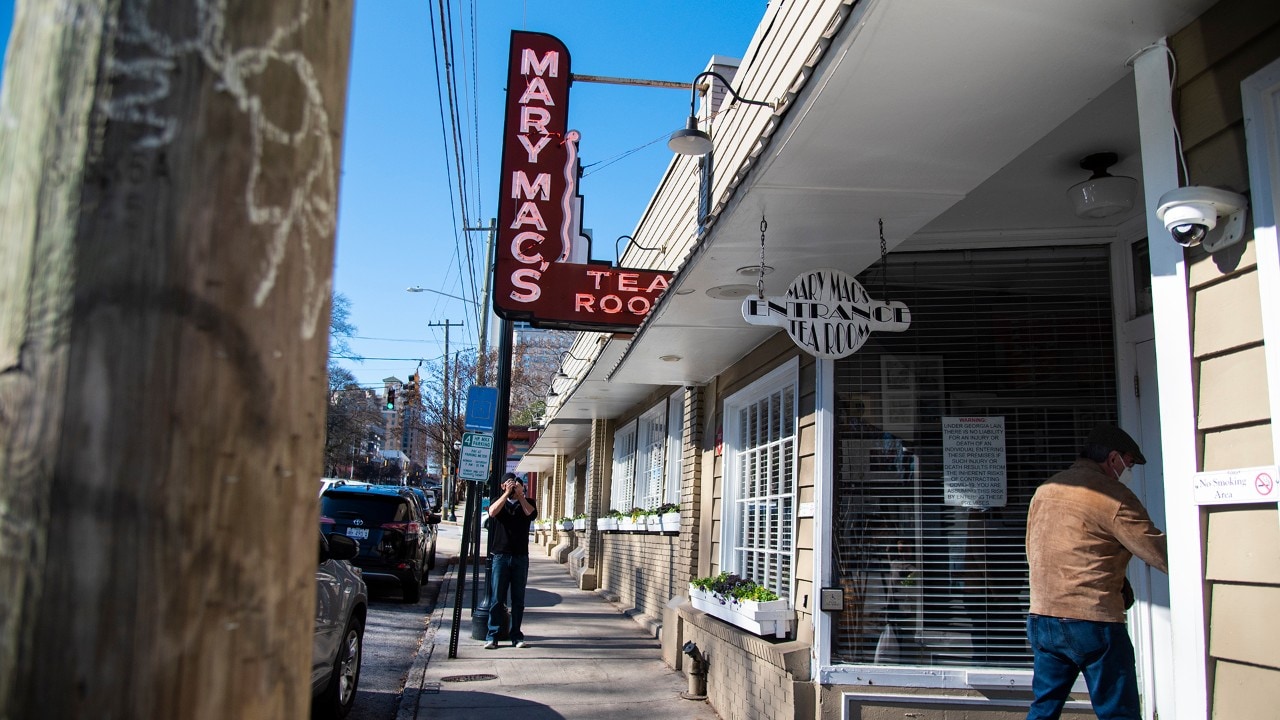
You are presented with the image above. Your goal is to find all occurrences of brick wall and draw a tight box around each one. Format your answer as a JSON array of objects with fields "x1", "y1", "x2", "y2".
[
  {"x1": 600, "y1": 532, "x2": 679, "y2": 625},
  {"x1": 679, "y1": 604, "x2": 813, "y2": 720}
]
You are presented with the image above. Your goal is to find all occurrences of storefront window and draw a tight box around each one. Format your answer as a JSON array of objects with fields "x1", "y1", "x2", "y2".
[
  {"x1": 610, "y1": 424, "x2": 637, "y2": 512},
  {"x1": 831, "y1": 248, "x2": 1116, "y2": 669},
  {"x1": 724, "y1": 360, "x2": 798, "y2": 601}
]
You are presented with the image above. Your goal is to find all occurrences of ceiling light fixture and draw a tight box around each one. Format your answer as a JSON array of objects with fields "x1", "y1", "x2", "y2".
[
  {"x1": 1067, "y1": 152, "x2": 1137, "y2": 219},
  {"x1": 668, "y1": 71, "x2": 774, "y2": 156}
]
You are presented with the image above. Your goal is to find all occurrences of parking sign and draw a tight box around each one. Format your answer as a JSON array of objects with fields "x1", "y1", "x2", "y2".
[{"x1": 458, "y1": 432, "x2": 494, "y2": 481}]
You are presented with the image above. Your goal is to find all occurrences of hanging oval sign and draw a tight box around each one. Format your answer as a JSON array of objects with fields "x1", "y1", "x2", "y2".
[{"x1": 742, "y1": 267, "x2": 910, "y2": 359}]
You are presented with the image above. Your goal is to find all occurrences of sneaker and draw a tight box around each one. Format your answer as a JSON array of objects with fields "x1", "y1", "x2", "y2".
[
  {"x1": 483, "y1": 640, "x2": 498, "y2": 650},
  {"x1": 513, "y1": 640, "x2": 529, "y2": 648}
]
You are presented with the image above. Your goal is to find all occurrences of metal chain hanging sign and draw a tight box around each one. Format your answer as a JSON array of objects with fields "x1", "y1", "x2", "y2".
[{"x1": 742, "y1": 219, "x2": 910, "y2": 359}]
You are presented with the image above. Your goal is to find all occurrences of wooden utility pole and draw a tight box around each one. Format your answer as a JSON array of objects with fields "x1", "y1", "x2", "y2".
[{"x1": 0, "y1": 2, "x2": 354, "y2": 718}]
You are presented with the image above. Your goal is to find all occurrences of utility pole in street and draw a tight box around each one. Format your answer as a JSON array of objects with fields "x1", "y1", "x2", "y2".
[
  {"x1": 463, "y1": 219, "x2": 497, "y2": 385},
  {"x1": 429, "y1": 319, "x2": 464, "y2": 506},
  {"x1": 0, "y1": 3, "x2": 354, "y2": 718}
]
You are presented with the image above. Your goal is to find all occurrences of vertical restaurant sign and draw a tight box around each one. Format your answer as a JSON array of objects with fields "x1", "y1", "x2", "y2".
[
  {"x1": 494, "y1": 31, "x2": 672, "y2": 331},
  {"x1": 742, "y1": 268, "x2": 910, "y2": 359}
]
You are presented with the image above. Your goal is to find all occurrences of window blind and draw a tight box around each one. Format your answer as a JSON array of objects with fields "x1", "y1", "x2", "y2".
[
  {"x1": 611, "y1": 423, "x2": 637, "y2": 513},
  {"x1": 831, "y1": 247, "x2": 1117, "y2": 670},
  {"x1": 729, "y1": 379, "x2": 797, "y2": 600}
]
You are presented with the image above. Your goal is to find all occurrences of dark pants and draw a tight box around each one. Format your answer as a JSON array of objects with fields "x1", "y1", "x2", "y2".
[
  {"x1": 488, "y1": 553, "x2": 530, "y2": 643},
  {"x1": 1026, "y1": 615, "x2": 1141, "y2": 720}
]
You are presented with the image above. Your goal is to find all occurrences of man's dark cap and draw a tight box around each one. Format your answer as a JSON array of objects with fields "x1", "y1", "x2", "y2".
[{"x1": 1087, "y1": 424, "x2": 1147, "y2": 464}]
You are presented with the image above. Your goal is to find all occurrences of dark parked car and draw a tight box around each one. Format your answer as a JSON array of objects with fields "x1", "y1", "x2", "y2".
[
  {"x1": 320, "y1": 485, "x2": 438, "y2": 602},
  {"x1": 313, "y1": 532, "x2": 367, "y2": 719},
  {"x1": 401, "y1": 487, "x2": 440, "y2": 570}
]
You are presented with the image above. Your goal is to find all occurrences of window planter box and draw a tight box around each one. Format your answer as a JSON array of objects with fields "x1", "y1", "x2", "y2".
[
  {"x1": 659, "y1": 511, "x2": 681, "y2": 532},
  {"x1": 572, "y1": 518, "x2": 586, "y2": 531},
  {"x1": 688, "y1": 585, "x2": 794, "y2": 639},
  {"x1": 597, "y1": 517, "x2": 618, "y2": 531},
  {"x1": 643, "y1": 515, "x2": 663, "y2": 532},
  {"x1": 559, "y1": 520, "x2": 574, "y2": 532},
  {"x1": 619, "y1": 517, "x2": 641, "y2": 532}
]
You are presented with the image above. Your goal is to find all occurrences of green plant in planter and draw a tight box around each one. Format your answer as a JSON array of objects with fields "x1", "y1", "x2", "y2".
[
  {"x1": 573, "y1": 513, "x2": 587, "y2": 520},
  {"x1": 656, "y1": 502, "x2": 680, "y2": 515},
  {"x1": 605, "y1": 509, "x2": 625, "y2": 519},
  {"x1": 690, "y1": 572, "x2": 780, "y2": 604}
]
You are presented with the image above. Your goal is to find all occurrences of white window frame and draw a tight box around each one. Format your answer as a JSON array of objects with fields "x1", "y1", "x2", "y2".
[
  {"x1": 721, "y1": 358, "x2": 799, "y2": 601},
  {"x1": 635, "y1": 403, "x2": 668, "y2": 510},
  {"x1": 610, "y1": 421, "x2": 638, "y2": 513},
  {"x1": 564, "y1": 458, "x2": 577, "y2": 517},
  {"x1": 665, "y1": 390, "x2": 684, "y2": 507}
]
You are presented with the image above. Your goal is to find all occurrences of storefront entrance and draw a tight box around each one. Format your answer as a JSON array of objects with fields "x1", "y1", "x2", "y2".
[{"x1": 829, "y1": 246, "x2": 1118, "y2": 669}]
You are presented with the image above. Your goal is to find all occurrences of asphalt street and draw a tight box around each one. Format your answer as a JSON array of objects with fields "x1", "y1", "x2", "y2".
[{"x1": 339, "y1": 524, "x2": 460, "y2": 720}]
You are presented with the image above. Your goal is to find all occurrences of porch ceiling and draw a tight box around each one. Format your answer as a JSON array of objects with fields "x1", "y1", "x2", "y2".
[
  {"x1": 609, "y1": 0, "x2": 1215, "y2": 387},
  {"x1": 527, "y1": 0, "x2": 1217, "y2": 460}
]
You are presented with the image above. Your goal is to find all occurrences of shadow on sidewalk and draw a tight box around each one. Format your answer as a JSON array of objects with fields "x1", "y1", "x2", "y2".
[{"x1": 421, "y1": 689, "x2": 565, "y2": 719}]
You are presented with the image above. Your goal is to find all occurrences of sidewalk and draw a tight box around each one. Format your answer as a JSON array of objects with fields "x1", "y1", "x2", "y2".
[{"x1": 398, "y1": 530, "x2": 720, "y2": 720}]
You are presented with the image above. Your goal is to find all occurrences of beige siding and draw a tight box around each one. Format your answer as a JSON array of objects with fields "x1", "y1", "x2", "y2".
[
  {"x1": 1208, "y1": 583, "x2": 1280, "y2": 668},
  {"x1": 1192, "y1": 271, "x2": 1263, "y2": 356},
  {"x1": 1197, "y1": 346, "x2": 1271, "y2": 428},
  {"x1": 1170, "y1": 2, "x2": 1280, "y2": 717},
  {"x1": 1211, "y1": 661, "x2": 1280, "y2": 720},
  {"x1": 1203, "y1": 422, "x2": 1275, "y2": 469},
  {"x1": 1205, "y1": 507, "x2": 1280, "y2": 583}
]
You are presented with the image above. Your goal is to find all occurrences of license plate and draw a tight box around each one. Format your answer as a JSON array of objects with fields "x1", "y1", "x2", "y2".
[{"x1": 345, "y1": 527, "x2": 369, "y2": 540}]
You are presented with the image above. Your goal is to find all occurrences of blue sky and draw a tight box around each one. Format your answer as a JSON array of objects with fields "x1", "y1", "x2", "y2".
[{"x1": 0, "y1": 1, "x2": 764, "y2": 388}]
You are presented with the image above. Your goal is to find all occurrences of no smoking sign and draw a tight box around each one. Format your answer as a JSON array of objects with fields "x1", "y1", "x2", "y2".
[{"x1": 1194, "y1": 465, "x2": 1280, "y2": 506}]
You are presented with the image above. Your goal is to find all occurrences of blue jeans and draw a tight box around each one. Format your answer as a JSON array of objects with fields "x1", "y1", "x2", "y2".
[
  {"x1": 488, "y1": 553, "x2": 530, "y2": 642},
  {"x1": 1026, "y1": 615, "x2": 1141, "y2": 720}
]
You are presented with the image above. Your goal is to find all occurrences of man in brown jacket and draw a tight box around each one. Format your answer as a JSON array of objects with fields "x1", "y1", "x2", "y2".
[{"x1": 1025, "y1": 424, "x2": 1168, "y2": 720}]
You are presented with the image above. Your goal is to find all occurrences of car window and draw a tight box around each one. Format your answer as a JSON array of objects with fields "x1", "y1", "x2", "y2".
[{"x1": 321, "y1": 494, "x2": 409, "y2": 523}]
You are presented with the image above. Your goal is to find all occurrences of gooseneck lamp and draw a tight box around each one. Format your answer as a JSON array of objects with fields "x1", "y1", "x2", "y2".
[{"x1": 668, "y1": 71, "x2": 773, "y2": 156}]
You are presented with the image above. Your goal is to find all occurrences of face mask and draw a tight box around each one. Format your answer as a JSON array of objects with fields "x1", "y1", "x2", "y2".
[{"x1": 1111, "y1": 455, "x2": 1133, "y2": 486}]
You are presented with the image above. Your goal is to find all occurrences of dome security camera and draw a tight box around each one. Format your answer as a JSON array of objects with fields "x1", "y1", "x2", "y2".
[{"x1": 1155, "y1": 186, "x2": 1248, "y2": 252}]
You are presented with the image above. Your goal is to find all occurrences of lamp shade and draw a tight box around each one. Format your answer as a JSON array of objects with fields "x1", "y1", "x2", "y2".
[
  {"x1": 1068, "y1": 175, "x2": 1137, "y2": 218},
  {"x1": 668, "y1": 116, "x2": 713, "y2": 156},
  {"x1": 1068, "y1": 152, "x2": 1136, "y2": 219}
]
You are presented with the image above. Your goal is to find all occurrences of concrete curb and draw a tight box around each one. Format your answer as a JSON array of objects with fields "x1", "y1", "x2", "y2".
[{"x1": 394, "y1": 557, "x2": 457, "y2": 720}]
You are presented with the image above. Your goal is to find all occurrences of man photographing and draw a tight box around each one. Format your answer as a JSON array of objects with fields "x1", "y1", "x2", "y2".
[
  {"x1": 1025, "y1": 424, "x2": 1168, "y2": 719},
  {"x1": 485, "y1": 473, "x2": 537, "y2": 649}
]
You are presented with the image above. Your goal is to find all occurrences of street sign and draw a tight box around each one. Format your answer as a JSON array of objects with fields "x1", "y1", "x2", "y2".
[
  {"x1": 458, "y1": 431, "x2": 494, "y2": 482},
  {"x1": 465, "y1": 385, "x2": 499, "y2": 432}
]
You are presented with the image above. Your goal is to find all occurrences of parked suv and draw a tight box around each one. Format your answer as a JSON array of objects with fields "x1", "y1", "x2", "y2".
[
  {"x1": 313, "y1": 531, "x2": 367, "y2": 719},
  {"x1": 320, "y1": 485, "x2": 436, "y2": 602},
  {"x1": 401, "y1": 487, "x2": 439, "y2": 570}
]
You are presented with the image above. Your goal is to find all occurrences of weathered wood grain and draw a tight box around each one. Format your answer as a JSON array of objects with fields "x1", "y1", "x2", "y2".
[{"x1": 0, "y1": 1, "x2": 354, "y2": 718}]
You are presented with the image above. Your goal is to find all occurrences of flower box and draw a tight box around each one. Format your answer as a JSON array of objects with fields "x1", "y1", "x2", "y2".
[
  {"x1": 618, "y1": 517, "x2": 640, "y2": 532},
  {"x1": 643, "y1": 514, "x2": 662, "y2": 532},
  {"x1": 659, "y1": 511, "x2": 681, "y2": 532},
  {"x1": 597, "y1": 517, "x2": 618, "y2": 531},
  {"x1": 688, "y1": 585, "x2": 794, "y2": 638},
  {"x1": 560, "y1": 520, "x2": 574, "y2": 532},
  {"x1": 573, "y1": 518, "x2": 586, "y2": 531}
]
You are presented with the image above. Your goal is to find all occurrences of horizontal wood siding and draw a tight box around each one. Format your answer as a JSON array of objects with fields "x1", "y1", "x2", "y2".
[{"x1": 1170, "y1": 3, "x2": 1280, "y2": 716}]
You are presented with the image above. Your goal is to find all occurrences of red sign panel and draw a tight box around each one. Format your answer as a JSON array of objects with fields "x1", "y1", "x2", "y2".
[{"x1": 493, "y1": 31, "x2": 672, "y2": 331}]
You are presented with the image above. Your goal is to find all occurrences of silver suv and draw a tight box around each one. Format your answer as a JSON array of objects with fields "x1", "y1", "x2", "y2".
[{"x1": 313, "y1": 532, "x2": 368, "y2": 719}]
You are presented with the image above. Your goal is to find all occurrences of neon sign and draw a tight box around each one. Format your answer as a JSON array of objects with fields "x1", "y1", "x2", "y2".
[{"x1": 493, "y1": 31, "x2": 672, "y2": 331}]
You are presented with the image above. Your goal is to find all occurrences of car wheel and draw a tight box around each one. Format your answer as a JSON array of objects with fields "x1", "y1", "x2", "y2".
[
  {"x1": 403, "y1": 574, "x2": 421, "y2": 603},
  {"x1": 314, "y1": 614, "x2": 363, "y2": 719}
]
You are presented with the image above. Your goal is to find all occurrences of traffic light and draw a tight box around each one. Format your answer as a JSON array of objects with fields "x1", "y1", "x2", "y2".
[{"x1": 386, "y1": 388, "x2": 396, "y2": 410}]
